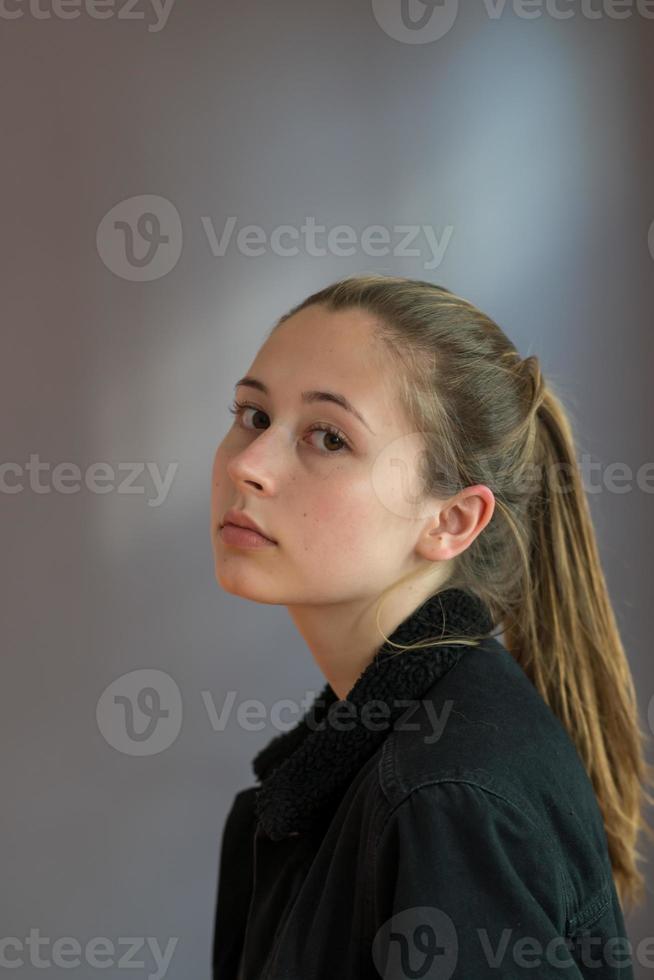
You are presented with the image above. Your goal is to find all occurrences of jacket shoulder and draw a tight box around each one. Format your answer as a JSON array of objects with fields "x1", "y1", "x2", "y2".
[
  {"x1": 377, "y1": 636, "x2": 619, "y2": 931},
  {"x1": 380, "y1": 636, "x2": 601, "y2": 823}
]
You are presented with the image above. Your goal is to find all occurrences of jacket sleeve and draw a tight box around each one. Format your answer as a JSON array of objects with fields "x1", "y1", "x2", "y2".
[
  {"x1": 370, "y1": 779, "x2": 581, "y2": 979},
  {"x1": 212, "y1": 785, "x2": 258, "y2": 980}
]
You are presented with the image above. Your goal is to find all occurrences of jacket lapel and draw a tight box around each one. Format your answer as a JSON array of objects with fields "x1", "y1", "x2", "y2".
[{"x1": 252, "y1": 587, "x2": 495, "y2": 841}]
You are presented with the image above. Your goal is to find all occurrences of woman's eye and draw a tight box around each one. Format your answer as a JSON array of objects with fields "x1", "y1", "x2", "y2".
[
  {"x1": 227, "y1": 401, "x2": 351, "y2": 454},
  {"x1": 306, "y1": 424, "x2": 351, "y2": 454},
  {"x1": 228, "y1": 401, "x2": 268, "y2": 430}
]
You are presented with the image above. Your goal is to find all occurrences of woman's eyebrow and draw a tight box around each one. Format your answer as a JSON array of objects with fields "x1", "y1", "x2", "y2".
[{"x1": 234, "y1": 376, "x2": 375, "y2": 433}]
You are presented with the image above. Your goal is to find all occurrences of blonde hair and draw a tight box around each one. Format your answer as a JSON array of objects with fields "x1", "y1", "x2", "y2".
[{"x1": 271, "y1": 272, "x2": 654, "y2": 914}]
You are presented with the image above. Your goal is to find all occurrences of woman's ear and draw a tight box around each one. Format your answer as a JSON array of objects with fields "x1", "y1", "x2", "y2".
[{"x1": 416, "y1": 485, "x2": 495, "y2": 562}]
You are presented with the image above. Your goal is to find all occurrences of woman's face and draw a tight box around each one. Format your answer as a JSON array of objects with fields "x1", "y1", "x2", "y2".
[{"x1": 210, "y1": 303, "x2": 438, "y2": 607}]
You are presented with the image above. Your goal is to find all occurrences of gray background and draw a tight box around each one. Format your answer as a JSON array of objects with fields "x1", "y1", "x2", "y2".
[{"x1": 1, "y1": 1, "x2": 653, "y2": 977}]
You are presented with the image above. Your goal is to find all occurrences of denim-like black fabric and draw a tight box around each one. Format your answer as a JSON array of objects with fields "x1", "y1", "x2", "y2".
[{"x1": 212, "y1": 590, "x2": 633, "y2": 979}]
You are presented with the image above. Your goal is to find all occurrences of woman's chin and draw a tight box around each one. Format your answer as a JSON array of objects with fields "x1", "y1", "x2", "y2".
[{"x1": 214, "y1": 566, "x2": 283, "y2": 604}]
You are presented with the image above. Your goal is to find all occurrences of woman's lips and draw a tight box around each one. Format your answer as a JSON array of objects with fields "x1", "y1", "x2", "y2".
[
  {"x1": 220, "y1": 523, "x2": 278, "y2": 549},
  {"x1": 221, "y1": 508, "x2": 276, "y2": 541}
]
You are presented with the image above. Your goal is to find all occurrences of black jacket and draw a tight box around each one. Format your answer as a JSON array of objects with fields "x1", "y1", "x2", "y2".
[{"x1": 212, "y1": 588, "x2": 634, "y2": 979}]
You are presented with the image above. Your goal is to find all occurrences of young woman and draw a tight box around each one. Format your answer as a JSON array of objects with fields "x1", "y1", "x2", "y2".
[{"x1": 210, "y1": 274, "x2": 653, "y2": 979}]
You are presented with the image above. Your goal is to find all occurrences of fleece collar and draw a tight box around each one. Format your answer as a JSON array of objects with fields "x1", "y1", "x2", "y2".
[{"x1": 251, "y1": 587, "x2": 495, "y2": 841}]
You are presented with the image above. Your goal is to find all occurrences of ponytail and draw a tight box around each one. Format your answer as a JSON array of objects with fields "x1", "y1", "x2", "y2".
[{"x1": 502, "y1": 368, "x2": 654, "y2": 913}]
